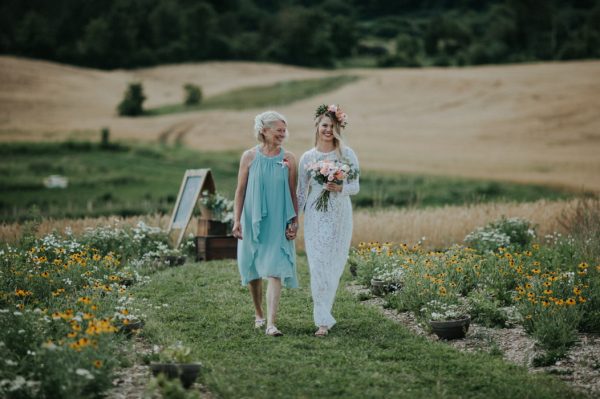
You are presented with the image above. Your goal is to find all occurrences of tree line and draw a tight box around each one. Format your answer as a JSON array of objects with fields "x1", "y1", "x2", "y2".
[{"x1": 1, "y1": 0, "x2": 599, "y2": 69}]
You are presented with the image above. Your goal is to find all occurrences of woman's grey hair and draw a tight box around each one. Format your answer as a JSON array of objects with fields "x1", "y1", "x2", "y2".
[{"x1": 254, "y1": 110, "x2": 288, "y2": 143}]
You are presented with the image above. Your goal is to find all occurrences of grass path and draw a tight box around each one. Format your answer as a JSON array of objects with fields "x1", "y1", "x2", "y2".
[{"x1": 134, "y1": 256, "x2": 584, "y2": 399}]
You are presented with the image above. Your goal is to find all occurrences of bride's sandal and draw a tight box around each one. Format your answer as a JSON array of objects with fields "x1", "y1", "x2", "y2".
[
  {"x1": 265, "y1": 326, "x2": 283, "y2": 336},
  {"x1": 314, "y1": 326, "x2": 329, "y2": 337},
  {"x1": 254, "y1": 319, "x2": 266, "y2": 329}
]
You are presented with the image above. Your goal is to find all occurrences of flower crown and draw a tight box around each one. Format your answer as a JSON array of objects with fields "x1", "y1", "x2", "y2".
[{"x1": 315, "y1": 104, "x2": 348, "y2": 128}]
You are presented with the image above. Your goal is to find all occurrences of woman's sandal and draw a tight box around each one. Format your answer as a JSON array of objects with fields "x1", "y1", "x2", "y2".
[
  {"x1": 314, "y1": 327, "x2": 329, "y2": 337},
  {"x1": 265, "y1": 326, "x2": 283, "y2": 336},
  {"x1": 254, "y1": 319, "x2": 266, "y2": 329}
]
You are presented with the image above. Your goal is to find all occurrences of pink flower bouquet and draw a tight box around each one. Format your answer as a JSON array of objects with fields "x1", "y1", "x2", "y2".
[{"x1": 306, "y1": 158, "x2": 358, "y2": 211}]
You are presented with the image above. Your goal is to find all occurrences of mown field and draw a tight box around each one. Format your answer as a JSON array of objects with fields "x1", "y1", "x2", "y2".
[{"x1": 0, "y1": 141, "x2": 576, "y2": 223}]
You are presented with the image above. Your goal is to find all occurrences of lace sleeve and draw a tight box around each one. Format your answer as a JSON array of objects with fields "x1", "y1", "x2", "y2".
[
  {"x1": 296, "y1": 152, "x2": 311, "y2": 213},
  {"x1": 341, "y1": 147, "x2": 360, "y2": 196}
]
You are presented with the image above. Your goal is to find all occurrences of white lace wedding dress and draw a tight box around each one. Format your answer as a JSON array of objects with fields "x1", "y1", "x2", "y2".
[{"x1": 297, "y1": 146, "x2": 360, "y2": 328}]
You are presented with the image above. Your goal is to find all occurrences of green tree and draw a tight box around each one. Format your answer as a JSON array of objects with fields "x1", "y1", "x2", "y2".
[
  {"x1": 117, "y1": 83, "x2": 146, "y2": 117},
  {"x1": 184, "y1": 84, "x2": 203, "y2": 106}
]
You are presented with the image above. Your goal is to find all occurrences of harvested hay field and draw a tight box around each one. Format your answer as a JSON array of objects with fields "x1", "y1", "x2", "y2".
[{"x1": 1, "y1": 56, "x2": 599, "y2": 191}]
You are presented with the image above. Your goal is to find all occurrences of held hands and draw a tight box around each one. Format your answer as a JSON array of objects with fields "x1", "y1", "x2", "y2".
[
  {"x1": 285, "y1": 222, "x2": 298, "y2": 241},
  {"x1": 324, "y1": 182, "x2": 343, "y2": 193}
]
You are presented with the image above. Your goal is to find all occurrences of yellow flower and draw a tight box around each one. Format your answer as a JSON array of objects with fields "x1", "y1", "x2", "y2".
[
  {"x1": 93, "y1": 254, "x2": 102, "y2": 261},
  {"x1": 579, "y1": 296, "x2": 587, "y2": 303},
  {"x1": 525, "y1": 283, "x2": 532, "y2": 289},
  {"x1": 578, "y1": 271, "x2": 587, "y2": 276},
  {"x1": 527, "y1": 292, "x2": 535, "y2": 298},
  {"x1": 78, "y1": 297, "x2": 92, "y2": 304},
  {"x1": 542, "y1": 301, "x2": 550, "y2": 307},
  {"x1": 532, "y1": 269, "x2": 541, "y2": 274},
  {"x1": 555, "y1": 299, "x2": 565, "y2": 306},
  {"x1": 543, "y1": 282, "x2": 552, "y2": 287},
  {"x1": 455, "y1": 267, "x2": 463, "y2": 273},
  {"x1": 67, "y1": 331, "x2": 77, "y2": 338},
  {"x1": 532, "y1": 244, "x2": 540, "y2": 250},
  {"x1": 566, "y1": 298, "x2": 576, "y2": 306},
  {"x1": 93, "y1": 360, "x2": 103, "y2": 368},
  {"x1": 543, "y1": 289, "x2": 553, "y2": 295},
  {"x1": 578, "y1": 262, "x2": 588, "y2": 270},
  {"x1": 573, "y1": 287, "x2": 582, "y2": 295},
  {"x1": 524, "y1": 251, "x2": 532, "y2": 257}
]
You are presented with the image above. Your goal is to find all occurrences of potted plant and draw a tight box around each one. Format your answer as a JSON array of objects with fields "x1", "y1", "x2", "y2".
[
  {"x1": 198, "y1": 191, "x2": 234, "y2": 235},
  {"x1": 117, "y1": 316, "x2": 145, "y2": 338},
  {"x1": 370, "y1": 268, "x2": 404, "y2": 296},
  {"x1": 150, "y1": 342, "x2": 202, "y2": 389},
  {"x1": 160, "y1": 248, "x2": 187, "y2": 267},
  {"x1": 421, "y1": 300, "x2": 471, "y2": 340}
]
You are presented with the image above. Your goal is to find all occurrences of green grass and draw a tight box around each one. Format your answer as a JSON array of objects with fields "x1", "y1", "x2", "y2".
[
  {"x1": 356, "y1": 171, "x2": 574, "y2": 208},
  {"x1": 133, "y1": 257, "x2": 584, "y2": 398},
  {"x1": 0, "y1": 141, "x2": 578, "y2": 223},
  {"x1": 144, "y1": 75, "x2": 360, "y2": 116},
  {"x1": 0, "y1": 141, "x2": 240, "y2": 222}
]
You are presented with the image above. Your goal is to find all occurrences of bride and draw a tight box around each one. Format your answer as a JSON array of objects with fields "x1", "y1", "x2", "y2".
[{"x1": 297, "y1": 104, "x2": 360, "y2": 337}]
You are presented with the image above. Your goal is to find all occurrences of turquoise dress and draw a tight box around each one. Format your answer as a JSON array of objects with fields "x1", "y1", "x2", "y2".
[{"x1": 237, "y1": 146, "x2": 298, "y2": 288}]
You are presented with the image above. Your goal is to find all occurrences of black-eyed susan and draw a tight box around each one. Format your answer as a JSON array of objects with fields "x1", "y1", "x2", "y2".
[
  {"x1": 573, "y1": 287, "x2": 582, "y2": 295},
  {"x1": 532, "y1": 268, "x2": 541, "y2": 274},
  {"x1": 67, "y1": 331, "x2": 77, "y2": 338},
  {"x1": 578, "y1": 262, "x2": 588, "y2": 270},
  {"x1": 543, "y1": 289, "x2": 553, "y2": 295},
  {"x1": 525, "y1": 283, "x2": 532, "y2": 289},
  {"x1": 542, "y1": 300, "x2": 550, "y2": 307},
  {"x1": 543, "y1": 281, "x2": 552, "y2": 287},
  {"x1": 579, "y1": 296, "x2": 587, "y2": 303},
  {"x1": 93, "y1": 360, "x2": 103, "y2": 368},
  {"x1": 566, "y1": 298, "x2": 576, "y2": 306},
  {"x1": 555, "y1": 299, "x2": 565, "y2": 306}
]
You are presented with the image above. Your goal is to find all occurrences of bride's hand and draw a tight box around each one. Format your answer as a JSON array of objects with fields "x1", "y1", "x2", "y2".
[{"x1": 325, "y1": 182, "x2": 343, "y2": 192}]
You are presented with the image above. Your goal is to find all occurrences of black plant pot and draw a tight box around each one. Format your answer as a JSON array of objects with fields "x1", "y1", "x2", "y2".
[
  {"x1": 370, "y1": 278, "x2": 385, "y2": 296},
  {"x1": 162, "y1": 255, "x2": 187, "y2": 267},
  {"x1": 118, "y1": 319, "x2": 144, "y2": 338},
  {"x1": 429, "y1": 316, "x2": 471, "y2": 340},
  {"x1": 150, "y1": 362, "x2": 202, "y2": 389}
]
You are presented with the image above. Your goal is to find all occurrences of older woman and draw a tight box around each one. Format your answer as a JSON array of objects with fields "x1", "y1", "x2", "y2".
[
  {"x1": 297, "y1": 104, "x2": 359, "y2": 337},
  {"x1": 232, "y1": 110, "x2": 299, "y2": 336}
]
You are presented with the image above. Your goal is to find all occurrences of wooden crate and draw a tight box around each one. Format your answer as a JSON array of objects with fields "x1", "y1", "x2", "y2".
[
  {"x1": 195, "y1": 235, "x2": 237, "y2": 261},
  {"x1": 197, "y1": 219, "x2": 229, "y2": 236}
]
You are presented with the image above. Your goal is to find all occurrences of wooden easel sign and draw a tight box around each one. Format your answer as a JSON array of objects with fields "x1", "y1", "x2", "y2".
[{"x1": 168, "y1": 169, "x2": 215, "y2": 247}]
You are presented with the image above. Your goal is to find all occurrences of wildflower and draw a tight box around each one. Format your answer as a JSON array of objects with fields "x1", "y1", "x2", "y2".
[
  {"x1": 532, "y1": 269, "x2": 541, "y2": 274},
  {"x1": 525, "y1": 283, "x2": 532, "y2": 289},
  {"x1": 543, "y1": 289, "x2": 553, "y2": 295},
  {"x1": 579, "y1": 296, "x2": 587, "y2": 303},
  {"x1": 40, "y1": 271, "x2": 49, "y2": 278},
  {"x1": 75, "y1": 368, "x2": 94, "y2": 380},
  {"x1": 77, "y1": 297, "x2": 92, "y2": 304},
  {"x1": 555, "y1": 299, "x2": 565, "y2": 306},
  {"x1": 93, "y1": 360, "x2": 103, "y2": 368},
  {"x1": 532, "y1": 244, "x2": 540, "y2": 250},
  {"x1": 543, "y1": 282, "x2": 552, "y2": 287},
  {"x1": 566, "y1": 298, "x2": 576, "y2": 306},
  {"x1": 578, "y1": 262, "x2": 588, "y2": 270},
  {"x1": 573, "y1": 287, "x2": 582, "y2": 295},
  {"x1": 67, "y1": 332, "x2": 77, "y2": 338},
  {"x1": 542, "y1": 301, "x2": 550, "y2": 307}
]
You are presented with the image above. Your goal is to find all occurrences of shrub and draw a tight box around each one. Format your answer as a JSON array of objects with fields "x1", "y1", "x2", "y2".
[
  {"x1": 117, "y1": 83, "x2": 146, "y2": 116},
  {"x1": 465, "y1": 216, "x2": 535, "y2": 253},
  {"x1": 183, "y1": 83, "x2": 202, "y2": 106}
]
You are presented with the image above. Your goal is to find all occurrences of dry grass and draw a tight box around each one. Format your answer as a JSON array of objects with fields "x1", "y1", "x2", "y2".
[
  {"x1": 1, "y1": 200, "x2": 581, "y2": 252},
  {"x1": 344, "y1": 199, "x2": 580, "y2": 250},
  {"x1": 1, "y1": 56, "x2": 599, "y2": 191}
]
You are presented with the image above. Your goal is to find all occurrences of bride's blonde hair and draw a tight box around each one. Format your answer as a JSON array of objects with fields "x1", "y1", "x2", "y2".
[{"x1": 314, "y1": 113, "x2": 344, "y2": 158}]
